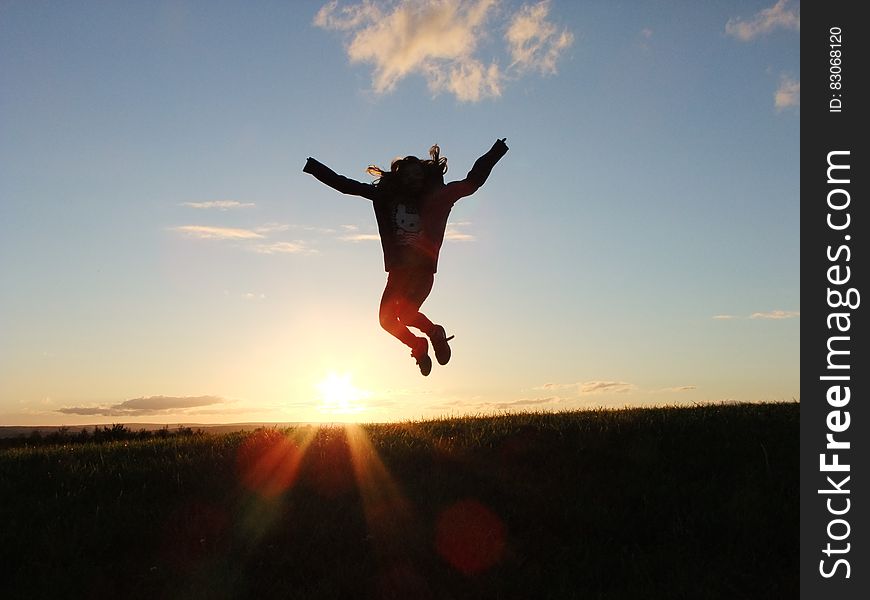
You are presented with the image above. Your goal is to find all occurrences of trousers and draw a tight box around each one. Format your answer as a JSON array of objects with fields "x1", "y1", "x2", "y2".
[{"x1": 378, "y1": 268, "x2": 436, "y2": 348}]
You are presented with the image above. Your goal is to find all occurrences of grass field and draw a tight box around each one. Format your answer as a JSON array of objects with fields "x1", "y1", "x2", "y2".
[{"x1": 1, "y1": 402, "x2": 798, "y2": 599}]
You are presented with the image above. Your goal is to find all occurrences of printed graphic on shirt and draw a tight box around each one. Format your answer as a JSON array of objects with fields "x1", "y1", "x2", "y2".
[{"x1": 394, "y1": 203, "x2": 423, "y2": 247}]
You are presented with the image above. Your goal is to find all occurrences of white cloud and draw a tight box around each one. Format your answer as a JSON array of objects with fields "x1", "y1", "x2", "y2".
[
  {"x1": 444, "y1": 221, "x2": 475, "y2": 241},
  {"x1": 316, "y1": 0, "x2": 499, "y2": 99},
  {"x1": 314, "y1": 0, "x2": 572, "y2": 102},
  {"x1": 337, "y1": 225, "x2": 379, "y2": 241},
  {"x1": 172, "y1": 225, "x2": 264, "y2": 240},
  {"x1": 715, "y1": 310, "x2": 800, "y2": 320},
  {"x1": 313, "y1": 0, "x2": 383, "y2": 31},
  {"x1": 172, "y1": 223, "x2": 321, "y2": 255},
  {"x1": 444, "y1": 59, "x2": 501, "y2": 102},
  {"x1": 750, "y1": 309, "x2": 800, "y2": 320},
  {"x1": 255, "y1": 222, "x2": 292, "y2": 234},
  {"x1": 506, "y1": 0, "x2": 574, "y2": 74},
  {"x1": 341, "y1": 233, "x2": 381, "y2": 242},
  {"x1": 774, "y1": 74, "x2": 800, "y2": 110},
  {"x1": 251, "y1": 241, "x2": 314, "y2": 254},
  {"x1": 725, "y1": 0, "x2": 800, "y2": 41},
  {"x1": 182, "y1": 200, "x2": 255, "y2": 210}
]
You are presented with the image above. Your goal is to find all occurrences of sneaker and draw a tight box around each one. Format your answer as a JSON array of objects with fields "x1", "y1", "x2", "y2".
[
  {"x1": 429, "y1": 325, "x2": 454, "y2": 366},
  {"x1": 411, "y1": 337, "x2": 432, "y2": 376}
]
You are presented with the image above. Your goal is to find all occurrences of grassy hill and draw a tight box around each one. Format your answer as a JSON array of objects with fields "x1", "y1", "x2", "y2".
[{"x1": 0, "y1": 402, "x2": 798, "y2": 599}]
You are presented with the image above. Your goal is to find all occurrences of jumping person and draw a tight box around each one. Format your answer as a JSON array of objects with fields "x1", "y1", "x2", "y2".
[{"x1": 302, "y1": 138, "x2": 508, "y2": 375}]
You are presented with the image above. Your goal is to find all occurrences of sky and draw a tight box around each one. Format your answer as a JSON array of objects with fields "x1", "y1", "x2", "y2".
[{"x1": 0, "y1": 0, "x2": 800, "y2": 426}]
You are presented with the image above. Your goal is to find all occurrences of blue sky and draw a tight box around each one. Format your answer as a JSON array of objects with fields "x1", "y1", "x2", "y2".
[{"x1": 0, "y1": 0, "x2": 800, "y2": 425}]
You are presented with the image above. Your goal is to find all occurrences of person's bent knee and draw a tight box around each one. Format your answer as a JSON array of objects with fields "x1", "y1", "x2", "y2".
[
  {"x1": 379, "y1": 306, "x2": 397, "y2": 331},
  {"x1": 396, "y1": 307, "x2": 420, "y2": 326}
]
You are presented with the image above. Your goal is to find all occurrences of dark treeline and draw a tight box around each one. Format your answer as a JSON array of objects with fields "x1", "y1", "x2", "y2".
[{"x1": 0, "y1": 424, "x2": 204, "y2": 449}]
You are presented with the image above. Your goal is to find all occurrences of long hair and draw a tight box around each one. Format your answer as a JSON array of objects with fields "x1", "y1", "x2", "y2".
[{"x1": 366, "y1": 145, "x2": 448, "y2": 193}]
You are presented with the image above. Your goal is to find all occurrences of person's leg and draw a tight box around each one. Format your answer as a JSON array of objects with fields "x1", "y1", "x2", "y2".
[
  {"x1": 395, "y1": 270, "x2": 452, "y2": 366},
  {"x1": 379, "y1": 270, "x2": 433, "y2": 375},
  {"x1": 394, "y1": 270, "x2": 435, "y2": 336},
  {"x1": 379, "y1": 271, "x2": 420, "y2": 347}
]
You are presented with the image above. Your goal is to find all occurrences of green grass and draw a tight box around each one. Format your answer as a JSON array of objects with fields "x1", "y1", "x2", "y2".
[{"x1": 1, "y1": 402, "x2": 798, "y2": 599}]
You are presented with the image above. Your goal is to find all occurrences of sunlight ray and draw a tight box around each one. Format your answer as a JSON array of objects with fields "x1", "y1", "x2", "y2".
[
  {"x1": 234, "y1": 426, "x2": 318, "y2": 542},
  {"x1": 343, "y1": 424, "x2": 432, "y2": 597}
]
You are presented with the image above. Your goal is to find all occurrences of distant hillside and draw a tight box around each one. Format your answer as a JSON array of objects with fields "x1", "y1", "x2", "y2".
[{"x1": 0, "y1": 422, "x2": 307, "y2": 439}]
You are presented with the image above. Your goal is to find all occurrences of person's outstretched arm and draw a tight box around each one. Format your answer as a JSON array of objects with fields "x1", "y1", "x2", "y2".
[
  {"x1": 443, "y1": 138, "x2": 509, "y2": 202},
  {"x1": 303, "y1": 157, "x2": 377, "y2": 200}
]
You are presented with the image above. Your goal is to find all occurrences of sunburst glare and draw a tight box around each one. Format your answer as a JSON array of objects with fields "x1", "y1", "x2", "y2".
[{"x1": 316, "y1": 372, "x2": 371, "y2": 418}]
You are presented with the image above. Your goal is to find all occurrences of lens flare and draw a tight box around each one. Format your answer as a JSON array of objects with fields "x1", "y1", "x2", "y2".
[{"x1": 435, "y1": 498, "x2": 507, "y2": 575}]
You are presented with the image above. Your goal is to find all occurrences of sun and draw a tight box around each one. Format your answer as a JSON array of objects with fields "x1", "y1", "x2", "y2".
[{"x1": 316, "y1": 372, "x2": 370, "y2": 417}]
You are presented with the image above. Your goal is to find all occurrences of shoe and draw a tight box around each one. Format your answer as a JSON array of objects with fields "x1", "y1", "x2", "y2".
[
  {"x1": 429, "y1": 325, "x2": 454, "y2": 366},
  {"x1": 411, "y1": 337, "x2": 432, "y2": 376}
]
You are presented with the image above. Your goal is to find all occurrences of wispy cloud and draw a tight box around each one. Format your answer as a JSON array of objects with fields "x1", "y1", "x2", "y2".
[
  {"x1": 57, "y1": 395, "x2": 232, "y2": 417},
  {"x1": 256, "y1": 223, "x2": 339, "y2": 236},
  {"x1": 172, "y1": 223, "x2": 319, "y2": 254},
  {"x1": 580, "y1": 381, "x2": 635, "y2": 394},
  {"x1": 725, "y1": 0, "x2": 800, "y2": 41},
  {"x1": 659, "y1": 385, "x2": 697, "y2": 393},
  {"x1": 314, "y1": 0, "x2": 573, "y2": 102},
  {"x1": 172, "y1": 225, "x2": 264, "y2": 240},
  {"x1": 774, "y1": 74, "x2": 800, "y2": 110},
  {"x1": 182, "y1": 200, "x2": 255, "y2": 210},
  {"x1": 427, "y1": 395, "x2": 563, "y2": 413},
  {"x1": 489, "y1": 397, "x2": 562, "y2": 410},
  {"x1": 173, "y1": 214, "x2": 471, "y2": 255},
  {"x1": 714, "y1": 310, "x2": 800, "y2": 320},
  {"x1": 338, "y1": 225, "x2": 372, "y2": 242},
  {"x1": 750, "y1": 309, "x2": 800, "y2": 320},
  {"x1": 537, "y1": 382, "x2": 576, "y2": 392},
  {"x1": 506, "y1": 0, "x2": 574, "y2": 74},
  {"x1": 337, "y1": 224, "x2": 377, "y2": 241},
  {"x1": 251, "y1": 241, "x2": 316, "y2": 255},
  {"x1": 444, "y1": 221, "x2": 475, "y2": 242},
  {"x1": 536, "y1": 381, "x2": 637, "y2": 395},
  {"x1": 254, "y1": 222, "x2": 292, "y2": 234},
  {"x1": 340, "y1": 232, "x2": 381, "y2": 242}
]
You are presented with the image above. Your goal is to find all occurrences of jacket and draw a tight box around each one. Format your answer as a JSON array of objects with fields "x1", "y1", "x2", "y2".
[{"x1": 303, "y1": 139, "x2": 508, "y2": 273}]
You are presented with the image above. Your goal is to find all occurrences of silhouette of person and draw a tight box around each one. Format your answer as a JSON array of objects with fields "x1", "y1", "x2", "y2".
[{"x1": 303, "y1": 138, "x2": 509, "y2": 375}]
